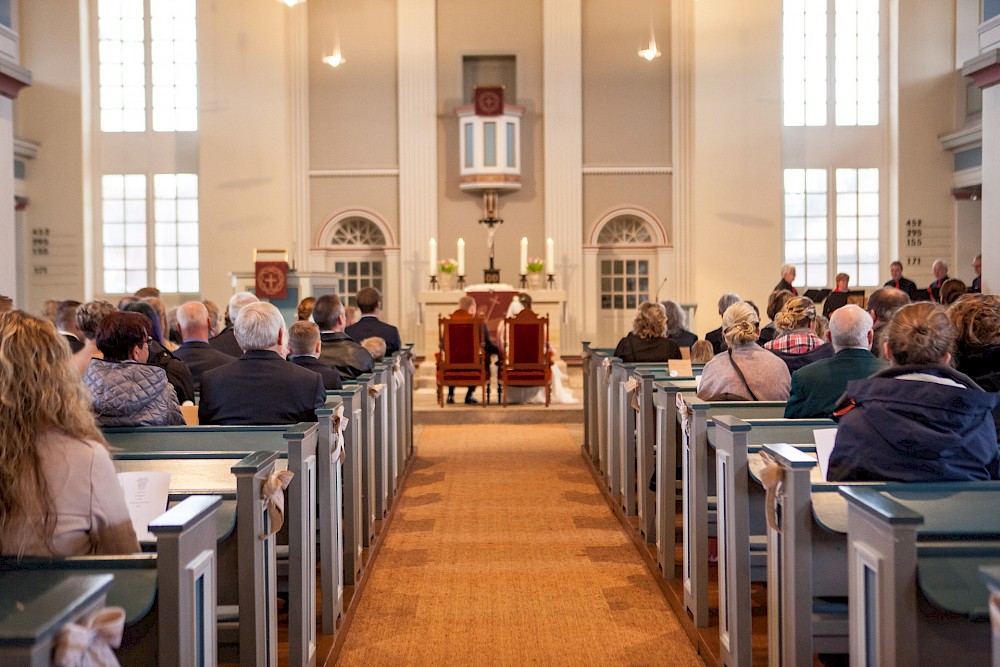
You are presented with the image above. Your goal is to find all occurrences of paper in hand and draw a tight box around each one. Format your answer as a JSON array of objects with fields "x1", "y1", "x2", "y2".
[
  {"x1": 813, "y1": 429, "x2": 838, "y2": 481},
  {"x1": 117, "y1": 471, "x2": 171, "y2": 542}
]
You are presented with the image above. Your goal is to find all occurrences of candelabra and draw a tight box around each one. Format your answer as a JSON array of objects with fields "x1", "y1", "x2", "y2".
[
  {"x1": 519, "y1": 274, "x2": 527, "y2": 289},
  {"x1": 547, "y1": 273, "x2": 555, "y2": 289},
  {"x1": 458, "y1": 274, "x2": 466, "y2": 290},
  {"x1": 429, "y1": 275, "x2": 438, "y2": 290}
]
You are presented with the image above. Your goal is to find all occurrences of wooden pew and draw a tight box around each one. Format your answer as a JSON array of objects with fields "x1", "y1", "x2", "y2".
[
  {"x1": 977, "y1": 565, "x2": 1000, "y2": 667},
  {"x1": 329, "y1": 385, "x2": 365, "y2": 586},
  {"x1": 113, "y1": 446, "x2": 313, "y2": 666},
  {"x1": 679, "y1": 396, "x2": 787, "y2": 627},
  {"x1": 0, "y1": 571, "x2": 114, "y2": 667},
  {"x1": 0, "y1": 494, "x2": 223, "y2": 667},
  {"x1": 652, "y1": 378, "x2": 699, "y2": 578},
  {"x1": 841, "y1": 485, "x2": 1000, "y2": 666},
  {"x1": 712, "y1": 416, "x2": 833, "y2": 667},
  {"x1": 349, "y1": 374, "x2": 379, "y2": 546},
  {"x1": 371, "y1": 361, "x2": 392, "y2": 518}
]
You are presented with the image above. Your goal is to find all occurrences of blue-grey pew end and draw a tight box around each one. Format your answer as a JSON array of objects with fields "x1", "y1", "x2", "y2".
[
  {"x1": 842, "y1": 485, "x2": 1000, "y2": 667},
  {"x1": 680, "y1": 396, "x2": 787, "y2": 627},
  {"x1": 0, "y1": 494, "x2": 221, "y2": 666},
  {"x1": 330, "y1": 385, "x2": 366, "y2": 585},
  {"x1": 315, "y1": 402, "x2": 346, "y2": 636},
  {"x1": 651, "y1": 378, "x2": 699, "y2": 579},
  {"x1": 0, "y1": 571, "x2": 114, "y2": 667},
  {"x1": 712, "y1": 417, "x2": 831, "y2": 667},
  {"x1": 979, "y1": 565, "x2": 1000, "y2": 667},
  {"x1": 348, "y1": 374, "x2": 379, "y2": 548}
]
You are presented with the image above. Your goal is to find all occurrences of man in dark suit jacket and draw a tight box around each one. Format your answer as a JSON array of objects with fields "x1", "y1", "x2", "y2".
[
  {"x1": 287, "y1": 320, "x2": 342, "y2": 390},
  {"x1": 972, "y1": 254, "x2": 982, "y2": 293},
  {"x1": 773, "y1": 264, "x2": 798, "y2": 296},
  {"x1": 312, "y1": 294, "x2": 374, "y2": 380},
  {"x1": 784, "y1": 305, "x2": 886, "y2": 418},
  {"x1": 173, "y1": 301, "x2": 235, "y2": 390},
  {"x1": 199, "y1": 302, "x2": 326, "y2": 425},
  {"x1": 345, "y1": 287, "x2": 402, "y2": 355},
  {"x1": 209, "y1": 292, "x2": 259, "y2": 357},
  {"x1": 883, "y1": 261, "x2": 917, "y2": 298},
  {"x1": 926, "y1": 258, "x2": 950, "y2": 302},
  {"x1": 706, "y1": 292, "x2": 742, "y2": 354},
  {"x1": 56, "y1": 300, "x2": 85, "y2": 353}
]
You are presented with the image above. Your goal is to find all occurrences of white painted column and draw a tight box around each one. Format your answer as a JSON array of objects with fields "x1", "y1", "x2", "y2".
[
  {"x1": 287, "y1": 6, "x2": 310, "y2": 272},
  {"x1": 397, "y1": 0, "x2": 437, "y2": 355},
  {"x1": 982, "y1": 83, "x2": 1000, "y2": 294},
  {"x1": 0, "y1": 96, "x2": 14, "y2": 301},
  {"x1": 543, "y1": 0, "x2": 583, "y2": 355},
  {"x1": 671, "y1": 0, "x2": 695, "y2": 301}
]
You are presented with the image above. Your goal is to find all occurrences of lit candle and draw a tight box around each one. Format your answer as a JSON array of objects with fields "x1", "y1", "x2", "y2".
[
  {"x1": 545, "y1": 237, "x2": 554, "y2": 274},
  {"x1": 520, "y1": 237, "x2": 528, "y2": 274},
  {"x1": 429, "y1": 238, "x2": 437, "y2": 276},
  {"x1": 457, "y1": 238, "x2": 465, "y2": 275}
]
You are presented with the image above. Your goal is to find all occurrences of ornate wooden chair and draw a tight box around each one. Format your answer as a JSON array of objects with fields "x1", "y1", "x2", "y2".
[
  {"x1": 500, "y1": 309, "x2": 552, "y2": 407},
  {"x1": 436, "y1": 313, "x2": 489, "y2": 406}
]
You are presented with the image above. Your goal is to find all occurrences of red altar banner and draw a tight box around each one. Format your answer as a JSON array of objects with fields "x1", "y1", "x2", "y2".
[
  {"x1": 255, "y1": 261, "x2": 288, "y2": 300},
  {"x1": 474, "y1": 86, "x2": 504, "y2": 116}
]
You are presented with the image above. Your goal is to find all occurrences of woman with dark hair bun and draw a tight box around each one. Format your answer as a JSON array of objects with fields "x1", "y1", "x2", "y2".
[
  {"x1": 828, "y1": 301, "x2": 1000, "y2": 482},
  {"x1": 82, "y1": 311, "x2": 185, "y2": 426},
  {"x1": 122, "y1": 300, "x2": 195, "y2": 404}
]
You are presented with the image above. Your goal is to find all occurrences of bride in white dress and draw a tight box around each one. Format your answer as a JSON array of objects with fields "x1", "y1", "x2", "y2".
[{"x1": 499, "y1": 297, "x2": 577, "y2": 405}]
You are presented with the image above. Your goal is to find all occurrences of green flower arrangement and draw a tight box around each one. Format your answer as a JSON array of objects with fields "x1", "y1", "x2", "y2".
[
  {"x1": 526, "y1": 257, "x2": 545, "y2": 273},
  {"x1": 439, "y1": 258, "x2": 458, "y2": 274}
]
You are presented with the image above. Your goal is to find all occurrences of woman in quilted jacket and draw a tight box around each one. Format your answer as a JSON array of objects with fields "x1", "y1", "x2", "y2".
[{"x1": 82, "y1": 311, "x2": 184, "y2": 426}]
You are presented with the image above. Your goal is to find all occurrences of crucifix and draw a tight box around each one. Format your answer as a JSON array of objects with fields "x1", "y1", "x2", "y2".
[{"x1": 478, "y1": 189, "x2": 502, "y2": 284}]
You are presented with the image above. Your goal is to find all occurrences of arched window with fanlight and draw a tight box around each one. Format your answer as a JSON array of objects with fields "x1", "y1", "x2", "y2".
[
  {"x1": 584, "y1": 208, "x2": 673, "y2": 346},
  {"x1": 313, "y1": 210, "x2": 395, "y2": 308}
]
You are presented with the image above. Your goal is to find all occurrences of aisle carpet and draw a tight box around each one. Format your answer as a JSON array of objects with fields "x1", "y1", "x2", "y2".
[{"x1": 335, "y1": 424, "x2": 703, "y2": 666}]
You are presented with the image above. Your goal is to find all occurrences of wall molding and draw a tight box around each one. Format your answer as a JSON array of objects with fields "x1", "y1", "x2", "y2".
[
  {"x1": 308, "y1": 168, "x2": 400, "y2": 178},
  {"x1": 582, "y1": 166, "x2": 673, "y2": 175}
]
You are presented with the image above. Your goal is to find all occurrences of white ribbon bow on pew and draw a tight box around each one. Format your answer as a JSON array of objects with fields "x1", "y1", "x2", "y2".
[
  {"x1": 54, "y1": 607, "x2": 126, "y2": 667},
  {"x1": 392, "y1": 357, "x2": 404, "y2": 386},
  {"x1": 990, "y1": 593, "x2": 1000, "y2": 634},
  {"x1": 676, "y1": 392, "x2": 693, "y2": 438},
  {"x1": 367, "y1": 383, "x2": 385, "y2": 418},
  {"x1": 602, "y1": 358, "x2": 613, "y2": 385},
  {"x1": 624, "y1": 377, "x2": 641, "y2": 412},
  {"x1": 260, "y1": 469, "x2": 295, "y2": 538},
  {"x1": 758, "y1": 452, "x2": 785, "y2": 533},
  {"x1": 332, "y1": 404, "x2": 349, "y2": 465}
]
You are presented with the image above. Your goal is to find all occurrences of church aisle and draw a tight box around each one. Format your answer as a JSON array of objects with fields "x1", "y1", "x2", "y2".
[{"x1": 335, "y1": 424, "x2": 703, "y2": 666}]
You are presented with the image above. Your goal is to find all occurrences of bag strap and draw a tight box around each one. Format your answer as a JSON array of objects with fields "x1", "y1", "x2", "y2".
[{"x1": 727, "y1": 348, "x2": 759, "y2": 401}]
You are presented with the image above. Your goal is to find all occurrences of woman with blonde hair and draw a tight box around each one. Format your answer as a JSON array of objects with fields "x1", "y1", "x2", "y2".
[
  {"x1": 613, "y1": 301, "x2": 682, "y2": 363},
  {"x1": 765, "y1": 296, "x2": 825, "y2": 354},
  {"x1": 0, "y1": 310, "x2": 139, "y2": 556},
  {"x1": 829, "y1": 302, "x2": 1000, "y2": 482},
  {"x1": 697, "y1": 301, "x2": 790, "y2": 400}
]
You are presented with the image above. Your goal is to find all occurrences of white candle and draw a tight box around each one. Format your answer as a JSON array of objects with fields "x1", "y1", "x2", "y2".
[
  {"x1": 429, "y1": 238, "x2": 437, "y2": 276},
  {"x1": 545, "y1": 237, "x2": 554, "y2": 274},
  {"x1": 457, "y1": 238, "x2": 465, "y2": 275},
  {"x1": 519, "y1": 237, "x2": 528, "y2": 274}
]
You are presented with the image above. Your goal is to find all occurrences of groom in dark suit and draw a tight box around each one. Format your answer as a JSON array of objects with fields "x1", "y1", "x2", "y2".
[
  {"x1": 784, "y1": 304, "x2": 886, "y2": 418},
  {"x1": 345, "y1": 287, "x2": 402, "y2": 355}
]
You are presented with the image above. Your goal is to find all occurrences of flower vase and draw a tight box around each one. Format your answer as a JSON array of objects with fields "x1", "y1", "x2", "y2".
[
  {"x1": 527, "y1": 272, "x2": 545, "y2": 290},
  {"x1": 439, "y1": 272, "x2": 457, "y2": 290}
]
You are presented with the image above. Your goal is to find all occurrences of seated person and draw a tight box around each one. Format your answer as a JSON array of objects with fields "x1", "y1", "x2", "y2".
[
  {"x1": 0, "y1": 310, "x2": 140, "y2": 556},
  {"x1": 123, "y1": 300, "x2": 195, "y2": 404},
  {"x1": 972, "y1": 253, "x2": 982, "y2": 293},
  {"x1": 312, "y1": 294, "x2": 374, "y2": 380},
  {"x1": 199, "y1": 302, "x2": 326, "y2": 425},
  {"x1": 173, "y1": 300, "x2": 236, "y2": 390},
  {"x1": 297, "y1": 296, "x2": 316, "y2": 321},
  {"x1": 345, "y1": 306, "x2": 361, "y2": 327},
  {"x1": 705, "y1": 292, "x2": 742, "y2": 354},
  {"x1": 939, "y1": 278, "x2": 967, "y2": 306},
  {"x1": 758, "y1": 289, "x2": 794, "y2": 346},
  {"x1": 764, "y1": 296, "x2": 826, "y2": 355},
  {"x1": 884, "y1": 260, "x2": 918, "y2": 298},
  {"x1": 83, "y1": 311, "x2": 185, "y2": 427},
  {"x1": 203, "y1": 299, "x2": 222, "y2": 337},
  {"x1": 287, "y1": 320, "x2": 343, "y2": 390},
  {"x1": 71, "y1": 299, "x2": 116, "y2": 375},
  {"x1": 500, "y1": 298, "x2": 576, "y2": 405},
  {"x1": 697, "y1": 302, "x2": 791, "y2": 401},
  {"x1": 867, "y1": 286, "x2": 910, "y2": 360},
  {"x1": 613, "y1": 302, "x2": 682, "y2": 363},
  {"x1": 0, "y1": 294, "x2": 12, "y2": 312},
  {"x1": 345, "y1": 287, "x2": 402, "y2": 354},
  {"x1": 662, "y1": 300, "x2": 698, "y2": 351},
  {"x1": 445, "y1": 296, "x2": 500, "y2": 405},
  {"x1": 774, "y1": 263, "x2": 798, "y2": 296},
  {"x1": 361, "y1": 336, "x2": 387, "y2": 362},
  {"x1": 784, "y1": 305, "x2": 886, "y2": 418},
  {"x1": 828, "y1": 302, "x2": 1000, "y2": 482},
  {"x1": 690, "y1": 339, "x2": 715, "y2": 363},
  {"x1": 210, "y1": 292, "x2": 259, "y2": 357},
  {"x1": 55, "y1": 299, "x2": 85, "y2": 353},
  {"x1": 948, "y1": 293, "x2": 1000, "y2": 442},
  {"x1": 821, "y1": 272, "x2": 851, "y2": 318},
  {"x1": 926, "y1": 258, "x2": 950, "y2": 302}
]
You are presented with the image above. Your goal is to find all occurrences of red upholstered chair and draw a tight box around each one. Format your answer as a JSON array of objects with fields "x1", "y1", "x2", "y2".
[
  {"x1": 435, "y1": 313, "x2": 489, "y2": 406},
  {"x1": 500, "y1": 309, "x2": 552, "y2": 407}
]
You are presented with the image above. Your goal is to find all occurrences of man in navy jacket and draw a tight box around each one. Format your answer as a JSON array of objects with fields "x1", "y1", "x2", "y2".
[{"x1": 345, "y1": 287, "x2": 402, "y2": 355}]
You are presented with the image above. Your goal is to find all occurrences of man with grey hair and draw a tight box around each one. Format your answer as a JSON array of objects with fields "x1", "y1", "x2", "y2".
[
  {"x1": 209, "y1": 291, "x2": 260, "y2": 357},
  {"x1": 774, "y1": 264, "x2": 798, "y2": 296},
  {"x1": 198, "y1": 302, "x2": 325, "y2": 425},
  {"x1": 705, "y1": 292, "x2": 741, "y2": 354},
  {"x1": 173, "y1": 301, "x2": 235, "y2": 389},
  {"x1": 927, "y1": 258, "x2": 950, "y2": 302},
  {"x1": 784, "y1": 304, "x2": 886, "y2": 418}
]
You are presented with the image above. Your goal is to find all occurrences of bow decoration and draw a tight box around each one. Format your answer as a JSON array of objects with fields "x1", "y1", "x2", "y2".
[
  {"x1": 54, "y1": 607, "x2": 126, "y2": 667},
  {"x1": 624, "y1": 377, "x2": 641, "y2": 412},
  {"x1": 392, "y1": 357, "x2": 404, "y2": 386},
  {"x1": 758, "y1": 452, "x2": 786, "y2": 533},
  {"x1": 676, "y1": 393, "x2": 694, "y2": 438},
  {"x1": 260, "y1": 469, "x2": 294, "y2": 538},
  {"x1": 332, "y1": 404, "x2": 349, "y2": 464}
]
